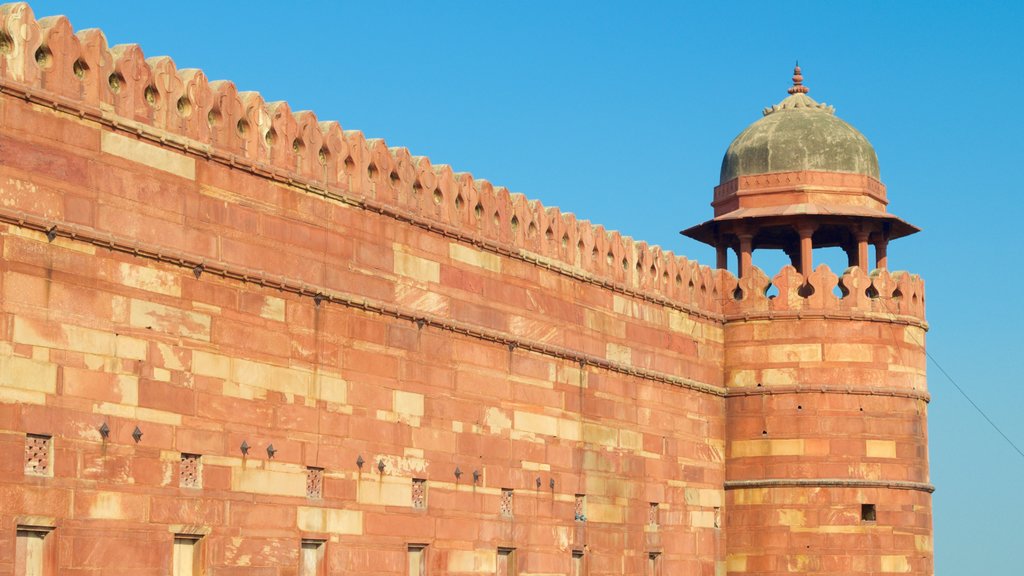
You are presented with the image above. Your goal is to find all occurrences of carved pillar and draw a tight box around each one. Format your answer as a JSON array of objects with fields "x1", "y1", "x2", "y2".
[
  {"x1": 856, "y1": 230, "x2": 870, "y2": 270},
  {"x1": 738, "y1": 234, "x2": 753, "y2": 278},
  {"x1": 875, "y1": 236, "x2": 889, "y2": 269},
  {"x1": 797, "y1": 224, "x2": 816, "y2": 277}
]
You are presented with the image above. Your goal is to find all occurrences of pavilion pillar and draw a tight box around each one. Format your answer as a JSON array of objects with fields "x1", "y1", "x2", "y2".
[
  {"x1": 738, "y1": 234, "x2": 753, "y2": 278},
  {"x1": 875, "y1": 236, "x2": 889, "y2": 269},
  {"x1": 856, "y1": 230, "x2": 870, "y2": 270},
  {"x1": 716, "y1": 243, "x2": 728, "y2": 270},
  {"x1": 798, "y1": 224, "x2": 815, "y2": 277}
]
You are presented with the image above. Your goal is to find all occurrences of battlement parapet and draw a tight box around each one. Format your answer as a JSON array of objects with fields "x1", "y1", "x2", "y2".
[
  {"x1": 721, "y1": 264, "x2": 926, "y2": 325},
  {"x1": 0, "y1": 3, "x2": 723, "y2": 316}
]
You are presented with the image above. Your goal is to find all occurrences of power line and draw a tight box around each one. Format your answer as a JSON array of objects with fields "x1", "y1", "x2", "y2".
[
  {"x1": 881, "y1": 297, "x2": 1024, "y2": 460},
  {"x1": 924, "y1": 347, "x2": 1024, "y2": 460}
]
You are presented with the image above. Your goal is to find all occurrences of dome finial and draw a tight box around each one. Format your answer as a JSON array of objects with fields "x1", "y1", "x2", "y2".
[{"x1": 788, "y1": 62, "x2": 809, "y2": 95}]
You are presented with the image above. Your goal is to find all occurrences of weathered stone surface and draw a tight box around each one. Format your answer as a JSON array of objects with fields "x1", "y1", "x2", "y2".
[{"x1": 0, "y1": 5, "x2": 930, "y2": 576}]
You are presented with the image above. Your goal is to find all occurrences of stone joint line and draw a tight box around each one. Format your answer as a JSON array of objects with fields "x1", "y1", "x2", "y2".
[
  {"x1": 0, "y1": 81, "x2": 723, "y2": 324},
  {"x1": 0, "y1": 206, "x2": 727, "y2": 397},
  {"x1": 724, "y1": 478, "x2": 936, "y2": 494}
]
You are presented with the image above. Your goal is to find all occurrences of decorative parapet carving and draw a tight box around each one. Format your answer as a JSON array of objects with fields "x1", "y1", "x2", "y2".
[
  {"x1": 0, "y1": 3, "x2": 722, "y2": 314},
  {"x1": 721, "y1": 264, "x2": 926, "y2": 325}
]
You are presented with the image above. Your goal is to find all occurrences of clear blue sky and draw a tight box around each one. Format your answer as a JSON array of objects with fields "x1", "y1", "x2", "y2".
[{"x1": 30, "y1": 1, "x2": 1023, "y2": 572}]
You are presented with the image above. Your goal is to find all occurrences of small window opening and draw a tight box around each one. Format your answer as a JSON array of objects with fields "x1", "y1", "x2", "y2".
[
  {"x1": 408, "y1": 544, "x2": 427, "y2": 576},
  {"x1": 16, "y1": 525, "x2": 54, "y2": 576},
  {"x1": 172, "y1": 534, "x2": 204, "y2": 576},
  {"x1": 861, "y1": 503, "x2": 877, "y2": 522},
  {"x1": 300, "y1": 539, "x2": 326, "y2": 576},
  {"x1": 497, "y1": 548, "x2": 516, "y2": 576},
  {"x1": 571, "y1": 550, "x2": 584, "y2": 576}
]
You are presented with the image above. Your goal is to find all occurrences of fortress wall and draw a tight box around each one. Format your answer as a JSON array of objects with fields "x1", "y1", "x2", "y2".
[{"x1": 0, "y1": 4, "x2": 727, "y2": 574}]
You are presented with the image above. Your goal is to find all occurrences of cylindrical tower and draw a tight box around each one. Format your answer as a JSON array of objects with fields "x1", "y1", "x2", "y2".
[{"x1": 685, "y1": 68, "x2": 932, "y2": 575}]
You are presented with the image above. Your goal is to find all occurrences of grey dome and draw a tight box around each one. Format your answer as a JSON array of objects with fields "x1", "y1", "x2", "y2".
[{"x1": 720, "y1": 92, "x2": 880, "y2": 184}]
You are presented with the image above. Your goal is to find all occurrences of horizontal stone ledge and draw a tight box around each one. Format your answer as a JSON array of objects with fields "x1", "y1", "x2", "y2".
[
  {"x1": 725, "y1": 385, "x2": 930, "y2": 403},
  {"x1": 724, "y1": 310, "x2": 928, "y2": 330},
  {"x1": 724, "y1": 478, "x2": 935, "y2": 493}
]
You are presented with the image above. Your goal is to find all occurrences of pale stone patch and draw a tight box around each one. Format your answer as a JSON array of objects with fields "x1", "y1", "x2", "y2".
[
  {"x1": 824, "y1": 343, "x2": 873, "y2": 362},
  {"x1": 0, "y1": 355, "x2": 57, "y2": 394},
  {"x1": 117, "y1": 263, "x2": 181, "y2": 297},
  {"x1": 731, "y1": 488, "x2": 767, "y2": 506},
  {"x1": 232, "y1": 358, "x2": 311, "y2": 396},
  {"x1": 393, "y1": 248, "x2": 440, "y2": 283},
  {"x1": 698, "y1": 489, "x2": 723, "y2": 508},
  {"x1": 514, "y1": 410, "x2": 558, "y2": 436},
  {"x1": 296, "y1": 507, "x2": 363, "y2": 535},
  {"x1": 232, "y1": 469, "x2": 306, "y2": 497},
  {"x1": 0, "y1": 387, "x2": 45, "y2": 405},
  {"x1": 259, "y1": 296, "x2": 286, "y2": 322},
  {"x1": 880, "y1": 555, "x2": 911, "y2": 573},
  {"x1": 588, "y1": 502, "x2": 624, "y2": 524},
  {"x1": 558, "y1": 418, "x2": 581, "y2": 442},
  {"x1": 449, "y1": 243, "x2": 502, "y2": 273},
  {"x1": 777, "y1": 509, "x2": 806, "y2": 527},
  {"x1": 85, "y1": 491, "x2": 148, "y2": 520},
  {"x1": 582, "y1": 422, "x2": 618, "y2": 448},
  {"x1": 585, "y1": 310, "x2": 626, "y2": 339},
  {"x1": 731, "y1": 439, "x2": 805, "y2": 458},
  {"x1": 729, "y1": 369, "x2": 757, "y2": 387},
  {"x1": 14, "y1": 316, "x2": 116, "y2": 355},
  {"x1": 152, "y1": 368, "x2": 171, "y2": 382},
  {"x1": 521, "y1": 460, "x2": 551, "y2": 471},
  {"x1": 903, "y1": 326, "x2": 926, "y2": 347},
  {"x1": 116, "y1": 375, "x2": 139, "y2": 406},
  {"x1": 668, "y1": 310, "x2": 698, "y2": 336},
  {"x1": 762, "y1": 368, "x2": 796, "y2": 386},
  {"x1": 129, "y1": 299, "x2": 211, "y2": 341},
  {"x1": 865, "y1": 439, "x2": 897, "y2": 459},
  {"x1": 394, "y1": 390, "x2": 424, "y2": 426},
  {"x1": 101, "y1": 131, "x2": 196, "y2": 180},
  {"x1": 767, "y1": 343, "x2": 821, "y2": 363},
  {"x1": 192, "y1": 350, "x2": 230, "y2": 379},
  {"x1": 606, "y1": 342, "x2": 631, "y2": 364},
  {"x1": 116, "y1": 335, "x2": 148, "y2": 360},
  {"x1": 484, "y1": 407, "x2": 511, "y2": 434},
  {"x1": 690, "y1": 510, "x2": 716, "y2": 528},
  {"x1": 447, "y1": 550, "x2": 497, "y2": 573},
  {"x1": 356, "y1": 476, "x2": 413, "y2": 507},
  {"x1": 316, "y1": 373, "x2": 347, "y2": 405}
]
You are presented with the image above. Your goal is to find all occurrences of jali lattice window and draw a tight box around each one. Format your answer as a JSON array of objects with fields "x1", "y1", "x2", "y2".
[
  {"x1": 574, "y1": 494, "x2": 586, "y2": 522},
  {"x1": 307, "y1": 467, "x2": 324, "y2": 499},
  {"x1": 24, "y1": 434, "x2": 51, "y2": 477},
  {"x1": 412, "y1": 478, "x2": 427, "y2": 509},
  {"x1": 500, "y1": 489, "x2": 514, "y2": 518},
  {"x1": 180, "y1": 453, "x2": 201, "y2": 488},
  {"x1": 648, "y1": 502, "x2": 660, "y2": 528}
]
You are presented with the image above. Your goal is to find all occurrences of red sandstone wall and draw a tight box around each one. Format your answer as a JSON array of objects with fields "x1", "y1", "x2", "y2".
[{"x1": 0, "y1": 4, "x2": 728, "y2": 574}]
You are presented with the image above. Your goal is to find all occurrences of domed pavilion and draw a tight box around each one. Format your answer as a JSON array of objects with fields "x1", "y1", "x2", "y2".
[{"x1": 682, "y1": 66, "x2": 919, "y2": 277}]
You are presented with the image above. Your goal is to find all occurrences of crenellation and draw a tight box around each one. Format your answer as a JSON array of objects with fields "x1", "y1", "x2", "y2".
[{"x1": 0, "y1": 2, "x2": 722, "y2": 311}]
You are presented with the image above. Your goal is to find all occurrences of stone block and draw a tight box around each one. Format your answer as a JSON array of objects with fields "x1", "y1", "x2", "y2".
[
  {"x1": 296, "y1": 506, "x2": 364, "y2": 535},
  {"x1": 101, "y1": 131, "x2": 196, "y2": 180}
]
